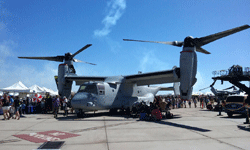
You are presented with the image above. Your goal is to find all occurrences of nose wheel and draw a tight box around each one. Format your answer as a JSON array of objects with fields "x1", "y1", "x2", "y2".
[{"x1": 77, "y1": 109, "x2": 85, "y2": 118}]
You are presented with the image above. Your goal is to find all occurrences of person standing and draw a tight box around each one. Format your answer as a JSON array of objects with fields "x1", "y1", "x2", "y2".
[
  {"x1": 9, "y1": 96, "x2": 15, "y2": 119},
  {"x1": 188, "y1": 100, "x2": 191, "y2": 108},
  {"x1": 13, "y1": 96, "x2": 20, "y2": 120},
  {"x1": 200, "y1": 97, "x2": 204, "y2": 109},
  {"x1": 193, "y1": 98, "x2": 197, "y2": 108},
  {"x1": 41, "y1": 98, "x2": 45, "y2": 114},
  {"x1": 1, "y1": 94, "x2": 10, "y2": 120},
  {"x1": 9, "y1": 96, "x2": 14, "y2": 107},
  {"x1": 53, "y1": 95, "x2": 60, "y2": 118},
  {"x1": 63, "y1": 96, "x2": 68, "y2": 117}
]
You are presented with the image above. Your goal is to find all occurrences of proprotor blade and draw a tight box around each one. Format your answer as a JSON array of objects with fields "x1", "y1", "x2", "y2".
[
  {"x1": 222, "y1": 86, "x2": 235, "y2": 91},
  {"x1": 195, "y1": 24, "x2": 250, "y2": 47},
  {"x1": 71, "y1": 44, "x2": 92, "y2": 59},
  {"x1": 18, "y1": 56, "x2": 64, "y2": 62},
  {"x1": 199, "y1": 86, "x2": 210, "y2": 91},
  {"x1": 73, "y1": 58, "x2": 96, "y2": 65},
  {"x1": 196, "y1": 47, "x2": 211, "y2": 54},
  {"x1": 123, "y1": 39, "x2": 183, "y2": 47}
]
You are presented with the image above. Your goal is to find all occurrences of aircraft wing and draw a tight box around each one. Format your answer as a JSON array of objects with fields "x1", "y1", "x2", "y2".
[
  {"x1": 65, "y1": 74, "x2": 107, "y2": 85},
  {"x1": 124, "y1": 67, "x2": 180, "y2": 86}
]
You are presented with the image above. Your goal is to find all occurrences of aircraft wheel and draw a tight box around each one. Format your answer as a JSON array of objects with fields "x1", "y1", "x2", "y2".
[
  {"x1": 109, "y1": 108, "x2": 117, "y2": 115},
  {"x1": 77, "y1": 109, "x2": 85, "y2": 118},
  {"x1": 125, "y1": 107, "x2": 131, "y2": 115},
  {"x1": 227, "y1": 112, "x2": 233, "y2": 118}
]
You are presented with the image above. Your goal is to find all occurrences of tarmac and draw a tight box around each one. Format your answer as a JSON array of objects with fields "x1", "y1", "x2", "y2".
[{"x1": 1, "y1": 106, "x2": 250, "y2": 150}]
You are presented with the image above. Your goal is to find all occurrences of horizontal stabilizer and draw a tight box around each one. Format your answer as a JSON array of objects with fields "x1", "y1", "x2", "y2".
[{"x1": 160, "y1": 87, "x2": 174, "y2": 91}]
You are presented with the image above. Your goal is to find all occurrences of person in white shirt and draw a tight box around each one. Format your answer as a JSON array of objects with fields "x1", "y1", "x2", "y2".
[{"x1": 63, "y1": 96, "x2": 68, "y2": 117}]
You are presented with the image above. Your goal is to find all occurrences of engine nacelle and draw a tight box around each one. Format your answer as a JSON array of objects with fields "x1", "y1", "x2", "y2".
[
  {"x1": 179, "y1": 47, "x2": 197, "y2": 100},
  {"x1": 58, "y1": 64, "x2": 72, "y2": 98}
]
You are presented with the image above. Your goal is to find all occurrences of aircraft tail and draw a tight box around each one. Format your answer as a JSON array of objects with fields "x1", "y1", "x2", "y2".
[{"x1": 159, "y1": 82, "x2": 180, "y2": 96}]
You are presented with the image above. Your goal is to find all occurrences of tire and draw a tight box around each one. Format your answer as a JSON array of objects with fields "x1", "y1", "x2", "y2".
[
  {"x1": 227, "y1": 112, "x2": 233, "y2": 117},
  {"x1": 109, "y1": 108, "x2": 117, "y2": 115},
  {"x1": 77, "y1": 109, "x2": 84, "y2": 118},
  {"x1": 125, "y1": 107, "x2": 131, "y2": 115}
]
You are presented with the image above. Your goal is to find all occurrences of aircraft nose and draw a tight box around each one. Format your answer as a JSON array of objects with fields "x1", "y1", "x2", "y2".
[
  {"x1": 71, "y1": 93, "x2": 88, "y2": 107},
  {"x1": 71, "y1": 93, "x2": 98, "y2": 110}
]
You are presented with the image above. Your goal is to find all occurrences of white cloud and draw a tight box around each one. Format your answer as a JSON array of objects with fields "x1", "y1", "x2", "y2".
[
  {"x1": 0, "y1": 40, "x2": 16, "y2": 65},
  {"x1": 0, "y1": 61, "x2": 59, "y2": 91},
  {"x1": 94, "y1": 0, "x2": 126, "y2": 37},
  {"x1": 105, "y1": 37, "x2": 121, "y2": 53},
  {"x1": 193, "y1": 71, "x2": 205, "y2": 93},
  {"x1": 139, "y1": 50, "x2": 169, "y2": 73}
]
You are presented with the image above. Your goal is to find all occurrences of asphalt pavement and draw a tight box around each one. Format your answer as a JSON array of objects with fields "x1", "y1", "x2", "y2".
[{"x1": 0, "y1": 106, "x2": 250, "y2": 150}]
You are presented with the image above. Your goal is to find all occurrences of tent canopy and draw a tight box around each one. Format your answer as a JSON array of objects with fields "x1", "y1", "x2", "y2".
[
  {"x1": 0, "y1": 81, "x2": 32, "y2": 93},
  {"x1": 29, "y1": 84, "x2": 46, "y2": 94},
  {"x1": 42, "y1": 87, "x2": 58, "y2": 96}
]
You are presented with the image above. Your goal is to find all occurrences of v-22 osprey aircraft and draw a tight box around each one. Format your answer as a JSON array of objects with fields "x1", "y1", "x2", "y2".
[{"x1": 19, "y1": 25, "x2": 249, "y2": 117}]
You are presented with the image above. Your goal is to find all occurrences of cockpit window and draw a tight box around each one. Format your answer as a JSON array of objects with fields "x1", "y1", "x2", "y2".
[
  {"x1": 78, "y1": 84, "x2": 98, "y2": 94},
  {"x1": 79, "y1": 85, "x2": 87, "y2": 91}
]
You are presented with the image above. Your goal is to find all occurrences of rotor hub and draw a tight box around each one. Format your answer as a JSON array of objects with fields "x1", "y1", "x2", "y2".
[{"x1": 183, "y1": 36, "x2": 194, "y2": 47}]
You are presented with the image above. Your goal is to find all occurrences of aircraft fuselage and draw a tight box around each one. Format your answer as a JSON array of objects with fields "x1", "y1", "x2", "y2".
[{"x1": 71, "y1": 77, "x2": 160, "y2": 113}]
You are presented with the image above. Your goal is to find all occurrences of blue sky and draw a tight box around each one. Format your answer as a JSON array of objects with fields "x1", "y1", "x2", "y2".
[{"x1": 1, "y1": 0, "x2": 250, "y2": 94}]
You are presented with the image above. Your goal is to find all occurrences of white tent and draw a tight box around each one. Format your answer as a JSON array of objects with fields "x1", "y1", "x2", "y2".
[
  {"x1": 0, "y1": 81, "x2": 32, "y2": 93},
  {"x1": 42, "y1": 87, "x2": 58, "y2": 96},
  {"x1": 192, "y1": 91, "x2": 203, "y2": 96},
  {"x1": 29, "y1": 84, "x2": 46, "y2": 94}
]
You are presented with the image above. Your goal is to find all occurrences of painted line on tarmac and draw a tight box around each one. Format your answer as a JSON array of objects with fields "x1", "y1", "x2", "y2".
[
  {"x1": 193, "y1": 130, "x2": 245, "y2": 150},
  {"x1": 104, "y1": 117, "x2": 110, "y2": 150},
  {"x1": 0, "y1": 139, "x2": 21, "y2": 144}
]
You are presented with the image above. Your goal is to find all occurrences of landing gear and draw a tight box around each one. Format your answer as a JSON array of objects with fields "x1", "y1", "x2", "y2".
[
  {"x1": 125, "y1": 107, "x2": 131, "y2": 116},
  {"x1": 227, "y1": 112, "x2": 233, "y2": 117},
  {"x1": 109, "y1": 108, "x2": 117, "y2": 115},
  {"x1": 76, "y1": 109, "x2": 85, "y2": 118},
  {"x1": 165, "y1": 111, "x2": 173, "y2": 119}
]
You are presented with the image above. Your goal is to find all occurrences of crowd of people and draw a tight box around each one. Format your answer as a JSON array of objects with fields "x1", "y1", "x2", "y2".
[
  {"x1": 0, "y1": 93, "x2": 72, "y2": 120},
  {"x1": 135, "y1": 95, "x2": 221, "y2": 121},
  {"x1": 160, "y1": 95, "x2": 220, "y2": 110},
  {"x1": 1, "y1": 92, "x2": 221, "y2": 120}
]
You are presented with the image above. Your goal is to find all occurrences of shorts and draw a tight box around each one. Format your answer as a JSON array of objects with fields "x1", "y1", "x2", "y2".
[
  {"x1": 14, "y1": 107, "x2": 20, "y2": 113},
  {"x1": 10, "y1": 107, "x2": 15, "y2": 114},
  {"x1": 2, "y1": 106, "x2": 11, "y2": 111}
]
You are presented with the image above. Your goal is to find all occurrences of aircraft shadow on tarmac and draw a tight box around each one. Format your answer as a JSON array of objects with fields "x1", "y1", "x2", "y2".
[
  {"x1": 53, "y1": 111, "x2": 182, "y2": 121},
  {"x1": 47, "y1": 112, "x2": 210, "y2": 132},
  {"x1": 237, "y1": 125, "x2": 250, "y2": 132},
  {"x1": 54, "y1": 111, "x2": 139, "y2": 121},
  {"x1": 144, "y1": 120, "x2": 211, "y2": 132}
]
